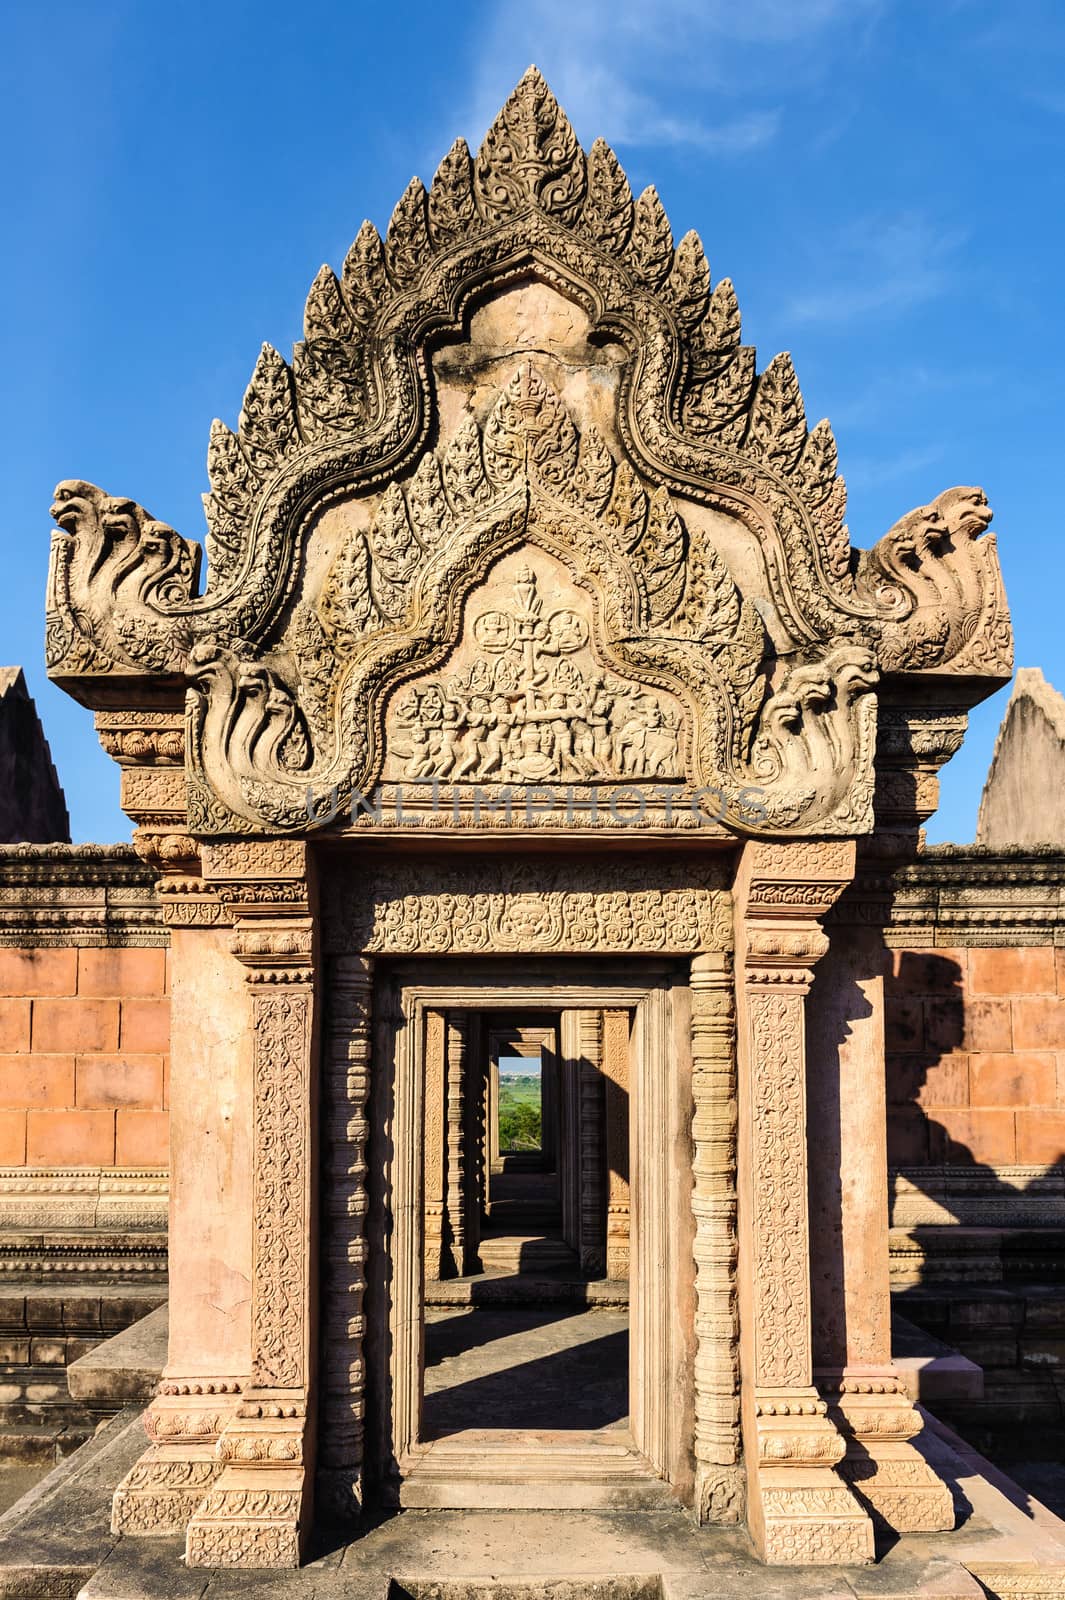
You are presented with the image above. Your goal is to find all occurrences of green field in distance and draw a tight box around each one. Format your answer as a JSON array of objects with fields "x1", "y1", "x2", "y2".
[{"x1": 498, "y1": 1074, "x2": 542, "y2": 1153}]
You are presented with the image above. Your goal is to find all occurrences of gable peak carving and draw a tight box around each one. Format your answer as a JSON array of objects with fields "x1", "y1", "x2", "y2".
[{"x1": 44, "y1": 67, "x2": 1012, "y2": 840}]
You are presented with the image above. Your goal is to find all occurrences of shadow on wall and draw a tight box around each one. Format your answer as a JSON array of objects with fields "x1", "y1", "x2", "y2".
[
  {"x1": 884, "y1": 948, "x2": 1065, "y2": 1244},
  {"x1": 883, "y1": 947, "x2": 1065, "y2": 1512},
  {"x1": 809, "y1": 936, "x2": 1065, "y2": 1527}
]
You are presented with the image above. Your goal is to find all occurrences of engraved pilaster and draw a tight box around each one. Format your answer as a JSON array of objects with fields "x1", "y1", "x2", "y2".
[
  {"x1": 573, "y1": 1009, "x2": 605, "y2": 1277},
  {"x1": 690, "y1": 951, "x2": 742, "y2": 1524},
  {"x1": 445, "y1": 1013, "x2": 469, "y2": 1276},
  {"x1": 734, "y1": 840, "x2": 874, "y2": 1566},
  {"x1": 811, "y1": 841, "x2": 954, "y2": 1535},
  {"x1": 317, "y1": 954, "x2": 373, "y2": 1523},
  {"x1": 602, "y1": 1009, "x2": 630, "y2": 1282},
  {"x1": 423, "y1": 1009, "x2": 447, "y2": 1280},
  {"x1": 185, "y1": 841, "x2": 318, "y2": 1570}
]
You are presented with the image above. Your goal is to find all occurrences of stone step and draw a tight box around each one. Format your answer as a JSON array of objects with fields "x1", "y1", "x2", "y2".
[
  {"x1": 891, "y1": 1312, "x2": 984, "y2": 1404},
  {"x1": 398, "y1": 1431, "x2": 677, "y2": 1511},
  {"x1": 485, "y1": 1198, "x2": 562, "y2": 1222},
  {"x1": 426, "y1": 1274, "x2": 629, "y2": 1309},
  {"x1": 484, "y1": 1210, "x2": 564, "y2": 1232},
  {"x1": 66, "y1": 1303, "x2": 167, "y2": 1405},
  {"x1": 477, "y1": 1235, "x2": 579, "y2": 1273}
]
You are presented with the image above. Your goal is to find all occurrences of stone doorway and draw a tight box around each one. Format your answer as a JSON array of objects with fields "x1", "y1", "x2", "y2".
[
  {"x1": 484, "y1": 1015, "x2": 564, "y2": 1260},
  {"x1": 422, "y1": 1006, "x2": 628, "y2": 1445},
  {"x1": 362, "y1": 962, "x2": 693, "y2": 1511}
]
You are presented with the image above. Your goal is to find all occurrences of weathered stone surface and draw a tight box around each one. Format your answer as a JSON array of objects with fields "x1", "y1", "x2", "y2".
[
  {"x1": 0, "y1": 844, "x2": 165, "y2": 948},
  {"x1": 67, "y1": 1303, "x2": 167, "y2": 1403},
  {"x1": 977, "y1": 668, "x2": 1065, "y2": 846},
  {"x1": 45, "y1": 69, "x2": 1012, "y2": 845},
  {"x1": 0, "y1": 1400, "x2": 1060, "y2": 1597},
  {"x1": 0, "y1": 1403, "x2": 144, "y2": 1597},
  {"x1": 0, "y1": 671, "x2": 68, "y2": 845}
]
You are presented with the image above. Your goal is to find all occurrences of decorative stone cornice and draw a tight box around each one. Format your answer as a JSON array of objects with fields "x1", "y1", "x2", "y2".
[
  {"x1": 321, "y1": 854, "x2": 731, "y2": 956},
  {"x1": 0, "y1": 842, "x2": 165, "y2": 946},
  {"x1": 884, "y1": 844, "x2": 1065, "y2": 947}
]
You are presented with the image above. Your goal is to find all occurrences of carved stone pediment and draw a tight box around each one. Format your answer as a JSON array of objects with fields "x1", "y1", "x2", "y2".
[
  {"x1": 46, "y1": 67, "x2": 1012, "y2": 839},
  {"x1": 381, "y1": 550, "x2": 689, "y2": 787}
]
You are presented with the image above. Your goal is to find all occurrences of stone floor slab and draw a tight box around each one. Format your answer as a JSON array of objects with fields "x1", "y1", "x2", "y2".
[
  {"x1": 424, "y1": 1307, "x2": 629, "y2": 1435},
  {"x1": 7, "y1": 1406, "x2": 1065, "y2": 1599},
  {"x1": 76, "y1": 1510, "x2": 1010, "y2": 1600}
]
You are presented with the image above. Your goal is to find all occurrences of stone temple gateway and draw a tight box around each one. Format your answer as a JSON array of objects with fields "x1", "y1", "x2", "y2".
[{"x1": 44, "y1": 71, "x2": 1015, "y2": 1575}]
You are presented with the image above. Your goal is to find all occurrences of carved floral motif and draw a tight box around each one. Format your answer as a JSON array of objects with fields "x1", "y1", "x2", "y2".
[
  {"x1": 749, "y1": 991, "x2": 809, "y2": 1388},
  {"x1": 111, "y1": 1455, "x2": 223, "y2": 1537},
  {"x1": 322, "y1": 858, "x2": 731, "y2": 955},
  {"x1": 251, "y1": 992, "x2": 310, "y2": 1389}
]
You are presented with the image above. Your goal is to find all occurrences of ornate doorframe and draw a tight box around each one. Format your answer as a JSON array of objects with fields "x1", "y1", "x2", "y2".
[
  {"x1": 318, "y1": 852, "x2": 736, "y2": 1519},
  {"x1": 367, "y1": 964, "x2": 684, "y2": 1505}
]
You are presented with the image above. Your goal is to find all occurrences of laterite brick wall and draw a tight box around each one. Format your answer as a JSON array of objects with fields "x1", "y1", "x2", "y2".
[
  {"x1": 886, "y1": 945, "x2": 1065, "y2": 1171},
  {"x1": 0, "y1": 944, "x2": 169, "y2": 1168}
]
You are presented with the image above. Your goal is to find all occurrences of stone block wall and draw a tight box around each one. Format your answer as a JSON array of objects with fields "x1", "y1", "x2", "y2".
[
  {"x1": 885, "y1": 944, "x2": 1065, "y2": 1173},
  {"x1": 0, "y1": 839, "x2": 1059, "y2": 1301},
  {"x1": 0, "y1": 945, "x2": 169, "y2": 1169},
  {"x1": 0, "y1": 1285, "x2": 165, "y2": 1444},
  {"x1": 0, "y1": 846, "x2": 168, "y2": 1280},
  {"x1": 885, "y1": 845, "x2": 1065, "y2": 1429},
  {"x1": 884, "y1": 847, "x2": 1065, "y2": 1267}
]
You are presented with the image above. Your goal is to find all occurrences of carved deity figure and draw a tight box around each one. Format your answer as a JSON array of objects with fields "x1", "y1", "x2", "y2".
[{"x1": 388, "y1": 568, "x2": 687, "y2": 786}]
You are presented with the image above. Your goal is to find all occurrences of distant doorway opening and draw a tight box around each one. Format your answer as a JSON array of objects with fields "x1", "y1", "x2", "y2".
[{"x1": 367, "y1": 962, "x2": 689, "y2": 1511}]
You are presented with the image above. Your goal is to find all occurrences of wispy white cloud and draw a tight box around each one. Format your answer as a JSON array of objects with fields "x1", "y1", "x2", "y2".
[
  {"x1": 787, "y1": 213, "x2": 966, "y2": 326},
  {"x1": 511, "y1": 59, "x2": 781, "y2": 154},
  {"x1": 460, "y1": 0, "x2": 881, "y2": 158},
  {"x1": 830, "y1": 363, "x2": 992, "y2": 430},
  {"x1": 844, "y1": 444, "x2": 944, "y2": 492}
]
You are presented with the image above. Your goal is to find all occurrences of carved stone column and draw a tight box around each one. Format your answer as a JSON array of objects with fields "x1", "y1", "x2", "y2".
[
  {"x1": 689, "y1": 951, "x2": 742, "y2": 1525},
  {"x1": 463, "y1": 1018, "x2": 484, "y2": 1269},
  {"x1": 602, "y1": 1009, "x2": 630, "y2": 1282},
  {"x1": 185, "y1": 841, "x2": 319, "y2": 1570},
  {"x1": 734, "y1": 840, "x2": 874, "y2": 1566},
  {"x1": 110, "y1": 862, "x2": 238, "y2": 1537},
  {"x1": 565, "y1": 1010, "x2": 605, "y2": 1276},
  {"x1": 445, "y1": 1012, "x2": 469, "y2": 1277},
  {"x1": 805, "y1": 705, "x2": 966, "y2": 1534},
  {"x1": 108, "y1": 717, "x2": 242, "y2": 1539},
  {"x1": 317, "y1": 953, "x2": 373, "y2": 1524},
  {"x1": 423, "y1": 1009, "x2": 447, "y2": 1281},
  {"x1": 809, "y1": 902, "x2": 954, "y2": 1533}
]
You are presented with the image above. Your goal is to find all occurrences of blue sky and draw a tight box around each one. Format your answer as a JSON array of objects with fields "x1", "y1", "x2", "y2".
[{"x1": 3, "y1": 0, "x2": 1063, "y2": 843}]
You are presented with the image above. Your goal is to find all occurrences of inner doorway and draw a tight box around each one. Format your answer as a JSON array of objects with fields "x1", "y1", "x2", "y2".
[
  {"x1": 367, "y1": 961, "x2": 691, "y2": 1510},
  {"x1": 422, "y1": 1008, "x2": 629, "y2": 1440}
]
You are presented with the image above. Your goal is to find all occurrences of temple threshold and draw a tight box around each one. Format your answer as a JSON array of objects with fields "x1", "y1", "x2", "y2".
[{"x1": 4, "y1": 1407, "x2": 1065, "y2": 1599}]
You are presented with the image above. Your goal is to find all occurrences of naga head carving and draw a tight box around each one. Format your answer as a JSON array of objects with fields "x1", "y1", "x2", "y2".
[
  {"x1": 936, "y1": 485, "x2": 992, "y2": 543},
  {"x1": 47, "y1": 480, "x2": 201, "y2": 675},
  {"x1": 858, "y1": 486, "x2": 1008, "y2": 677}
]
